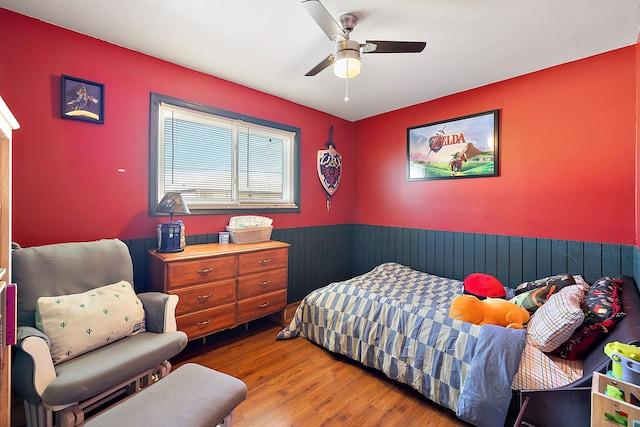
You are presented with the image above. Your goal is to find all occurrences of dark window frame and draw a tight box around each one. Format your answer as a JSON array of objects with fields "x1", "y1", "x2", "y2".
[{"x1": 149, "y1": 92, "x2": 301, "y2": 216}]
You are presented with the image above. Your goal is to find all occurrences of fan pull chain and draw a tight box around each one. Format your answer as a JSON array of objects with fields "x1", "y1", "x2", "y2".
[{"x1": 344, "y1": 77, "x2": 350, "y2": 102}]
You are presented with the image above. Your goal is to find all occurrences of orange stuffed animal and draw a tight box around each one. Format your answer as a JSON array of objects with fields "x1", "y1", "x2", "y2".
[{"x1": 448, "y1": 294, "x2": 530, "y2": 329}]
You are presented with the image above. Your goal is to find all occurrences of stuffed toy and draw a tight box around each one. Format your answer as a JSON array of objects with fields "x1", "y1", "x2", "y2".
[
  {"x1": 463, "y1": 272, "x2": 506, "y2": 299},
  {"x1": 448, "y1": 294, "x2": 530, "y2": 329}
]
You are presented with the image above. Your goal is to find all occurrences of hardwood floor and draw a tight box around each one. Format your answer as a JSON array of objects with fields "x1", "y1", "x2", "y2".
[
  {"x1": 171, "y1": 314, "x2": 472, "y2": 427},
  {"x1": 11, "y1": 306, "x2": 474, "y2": 427}
]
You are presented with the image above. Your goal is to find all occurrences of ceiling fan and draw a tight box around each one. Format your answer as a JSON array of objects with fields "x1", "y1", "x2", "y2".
[{"x1": 302, "y1": 0, "x2": 426, "y2": 79}]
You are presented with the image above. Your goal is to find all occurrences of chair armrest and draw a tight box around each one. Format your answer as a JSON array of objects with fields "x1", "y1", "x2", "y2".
[
  {"x1": 137, "y1": 292, "x2": 179, "y2": 333},
  {"x1": 17, "y1": 324, "x2": 50, "y2": 348},
  {"x1": 13, "y1": 326, "x2": 57, "y2": 403}
]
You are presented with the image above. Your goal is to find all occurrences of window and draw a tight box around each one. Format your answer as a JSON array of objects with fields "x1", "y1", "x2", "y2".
[{"x1": 150, "y1": 93, "x2": 300, "y2": 215}]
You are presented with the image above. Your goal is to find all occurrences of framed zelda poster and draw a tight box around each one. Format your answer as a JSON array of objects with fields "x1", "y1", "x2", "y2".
[{"x1": 407, "y1": 109, "x2": 499, "y2": 181}]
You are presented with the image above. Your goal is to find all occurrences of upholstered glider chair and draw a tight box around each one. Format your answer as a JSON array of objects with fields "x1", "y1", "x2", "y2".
[{"x1": 12, "y1": 239, "x2": 188, "y2": 427}]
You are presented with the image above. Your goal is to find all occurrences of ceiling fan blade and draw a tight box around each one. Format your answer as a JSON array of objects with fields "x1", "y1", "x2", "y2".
[
  {"x1": 305, "y1": 54, "x2": 334, "y2": 76},
  {"x1": 363, "y1": 40, "x2": 426, "y2": 54},
  {"x1": 302, "y1": 0, "x2": 347, "y2": 40}
]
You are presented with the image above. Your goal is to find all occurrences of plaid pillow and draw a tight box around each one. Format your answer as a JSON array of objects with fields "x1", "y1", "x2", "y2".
[{"x1": 526, "y1": 284, "x2": 588, "y2": 353}]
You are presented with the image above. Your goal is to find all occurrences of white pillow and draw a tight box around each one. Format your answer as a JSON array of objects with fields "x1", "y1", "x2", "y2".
[
  {"x1": 36, "y1": 281, "x2": 145, "y2": 364},
  {"x1": 526, "y1": 283, "x2": 587, "y2": 352}
]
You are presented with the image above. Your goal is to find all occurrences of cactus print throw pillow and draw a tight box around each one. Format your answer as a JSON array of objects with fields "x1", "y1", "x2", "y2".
[{"x1": 35, "y1": 280, "x2": 145, "y2": 364}]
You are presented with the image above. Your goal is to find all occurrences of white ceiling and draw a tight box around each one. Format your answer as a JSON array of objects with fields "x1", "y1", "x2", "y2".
[{"x1": 2, "y1": 0, "x2": 639, "y2": 121}]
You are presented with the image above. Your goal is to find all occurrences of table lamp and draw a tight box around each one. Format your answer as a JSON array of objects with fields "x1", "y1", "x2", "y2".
[{"x1": 154, "y1": 192, "x2": 191, "y2": 253}]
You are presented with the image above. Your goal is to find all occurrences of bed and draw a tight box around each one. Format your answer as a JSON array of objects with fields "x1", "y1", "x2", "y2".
[{"x1": 276, "y1": 262, "x2": 640, "y2": 427}]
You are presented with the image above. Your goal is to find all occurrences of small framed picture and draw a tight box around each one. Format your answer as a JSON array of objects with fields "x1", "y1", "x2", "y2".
[{"x1": 61, "y1": 75, "x2": 104, "y2": 124}]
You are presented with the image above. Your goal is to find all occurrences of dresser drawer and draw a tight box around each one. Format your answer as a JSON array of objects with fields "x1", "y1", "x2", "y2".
[
  {"x1": 167, "y1": 255, "x2": 236, "y2": 288},
  {"x1": 176, "y1": 304, "x2": 235, "y2": 340},
  {"x1": 238, "y1": 248, "x2": 287, "y2": 276},
  {"x1": 236, "y1": 289, "x2": 287, "y2": 324},
  {"x1": 172, "y1": 279, "x2": 236, "y2": 316},
  {"x1": 237, "y1": 268, "x2": 287, "y2": 299}
]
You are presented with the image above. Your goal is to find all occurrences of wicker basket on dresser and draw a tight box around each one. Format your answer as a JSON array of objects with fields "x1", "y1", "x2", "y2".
[{"x1": 148, "y1": 241, "x2": 289, "y2": 340}]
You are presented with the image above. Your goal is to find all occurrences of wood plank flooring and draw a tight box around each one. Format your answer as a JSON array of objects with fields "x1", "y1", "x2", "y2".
[
  {"x1": 170, "y1": 314, "x2": 472, "y2": 427},
  {"x1": 11, "y1": 306, "x2": 473, "y2": 427}
]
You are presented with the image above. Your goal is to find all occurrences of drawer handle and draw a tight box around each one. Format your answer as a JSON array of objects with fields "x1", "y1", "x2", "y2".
[
  {"x1": 258, "y1": 259, "x2": 271, "y2": 265},
  {"x1": 197, "y1": 293, "x2": 212, "y2": 301},
  {"x1": 197, "y1": 268, "x2": 214, "y2": 275},
  {"x1": 196, "y1": 319, "x2": 212, "y2": 327},
  {"x1": 258, "y1": 280, "x2": 271, "y2": 287},
  {"x1": 258, "y1": 302, "x2": 270, "y2": 308}
]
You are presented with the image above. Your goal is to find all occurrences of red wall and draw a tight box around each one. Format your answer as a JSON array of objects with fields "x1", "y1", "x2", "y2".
[
  {"x1": 1, "y1": 9, "x2": 637, "y2": 247},
  {"x1": 636, "y1": 38, "x2": 640, "y2": 248},
  {"x1": 354, "y1": 47, "x2": 637, "y2": 245},
  {"x1": 0, "y1": 10, "x2": 355, "y2": 247}
]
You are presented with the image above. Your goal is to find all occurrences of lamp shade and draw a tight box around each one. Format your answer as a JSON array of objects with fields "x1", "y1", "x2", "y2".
[
  {"x1": 333, "y1": 39, "x2": 361, "y2": 79},
  {"x1": 154, "y1": 192, "x2": 191, "y2": 219}
]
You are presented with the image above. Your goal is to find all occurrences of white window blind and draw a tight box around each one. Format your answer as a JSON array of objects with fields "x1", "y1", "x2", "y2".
[{"x1": 152, "y1": 97, "x2": 299, "y2": 213}]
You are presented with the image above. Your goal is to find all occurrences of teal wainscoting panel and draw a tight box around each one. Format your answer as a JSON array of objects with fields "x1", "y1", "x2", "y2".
[
  {"x1": 484, "y1": 234, "x2": 498, "y2": 278},
  {"x1": 351, "y1": 225, "x2": 634, "y2": 288},
  {"x1": 551, "y1": 240, "x2": 568, "y2": 275},
  {"x1": 123, "y1": 237, "x2": 158, "y2": 293},
  {"x1": 522, "y1": 237, "x2": 537, "y2": 281},
  {"x1": 567, "y1": 240, "x2": 585, "y2": 276},
  {"x1": 124, "y1": 224, "x2": 635, "y2": 298},
  {"x1": 453, "y1": 232, "x2": 465, "y2": 280},
  {"x1": 507, "y1": 236, "x2": 524, "y2": 286},
  {"x1": 535, "y1": 238, "x2": 552, "y2": 279},
  {"x1": 495, "y1": 235, "x2": 510, "y2": 283}
]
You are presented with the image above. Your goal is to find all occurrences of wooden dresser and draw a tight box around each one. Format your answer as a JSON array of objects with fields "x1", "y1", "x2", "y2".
[{"x1": 148, "y1": 240, "x2": 289, "y2": 340}]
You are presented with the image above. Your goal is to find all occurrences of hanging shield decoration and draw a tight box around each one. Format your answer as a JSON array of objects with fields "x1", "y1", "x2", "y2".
[{"x1": 317, "y1": 145, "x2": 342, "y2": 196}]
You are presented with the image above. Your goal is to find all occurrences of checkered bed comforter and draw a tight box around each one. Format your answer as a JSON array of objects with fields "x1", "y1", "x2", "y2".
[{"x1": 277, "y1": 263, "x2": 526, "y2": 426}]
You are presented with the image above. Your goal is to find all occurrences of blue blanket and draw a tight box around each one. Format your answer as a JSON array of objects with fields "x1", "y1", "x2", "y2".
[
  {"x1": 277, "y1": 263, "x2": 526, "y2": 426},
  {"x1": 457, "y1": 325, "x2": 526, "y2": 426}
]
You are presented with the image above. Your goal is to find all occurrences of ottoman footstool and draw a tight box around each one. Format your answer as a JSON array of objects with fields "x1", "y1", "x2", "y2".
[{"x1": 84, "y1": 363, "x2": 248, "y2": 427}]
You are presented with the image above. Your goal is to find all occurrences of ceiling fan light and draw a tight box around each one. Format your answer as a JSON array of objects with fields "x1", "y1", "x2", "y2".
[
  {"x1": 334, "y1": 55, "x2": 361, "y2": 78},
  {"x1": 333, "y1": 40, "x2": 361, "y2": 79}
]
